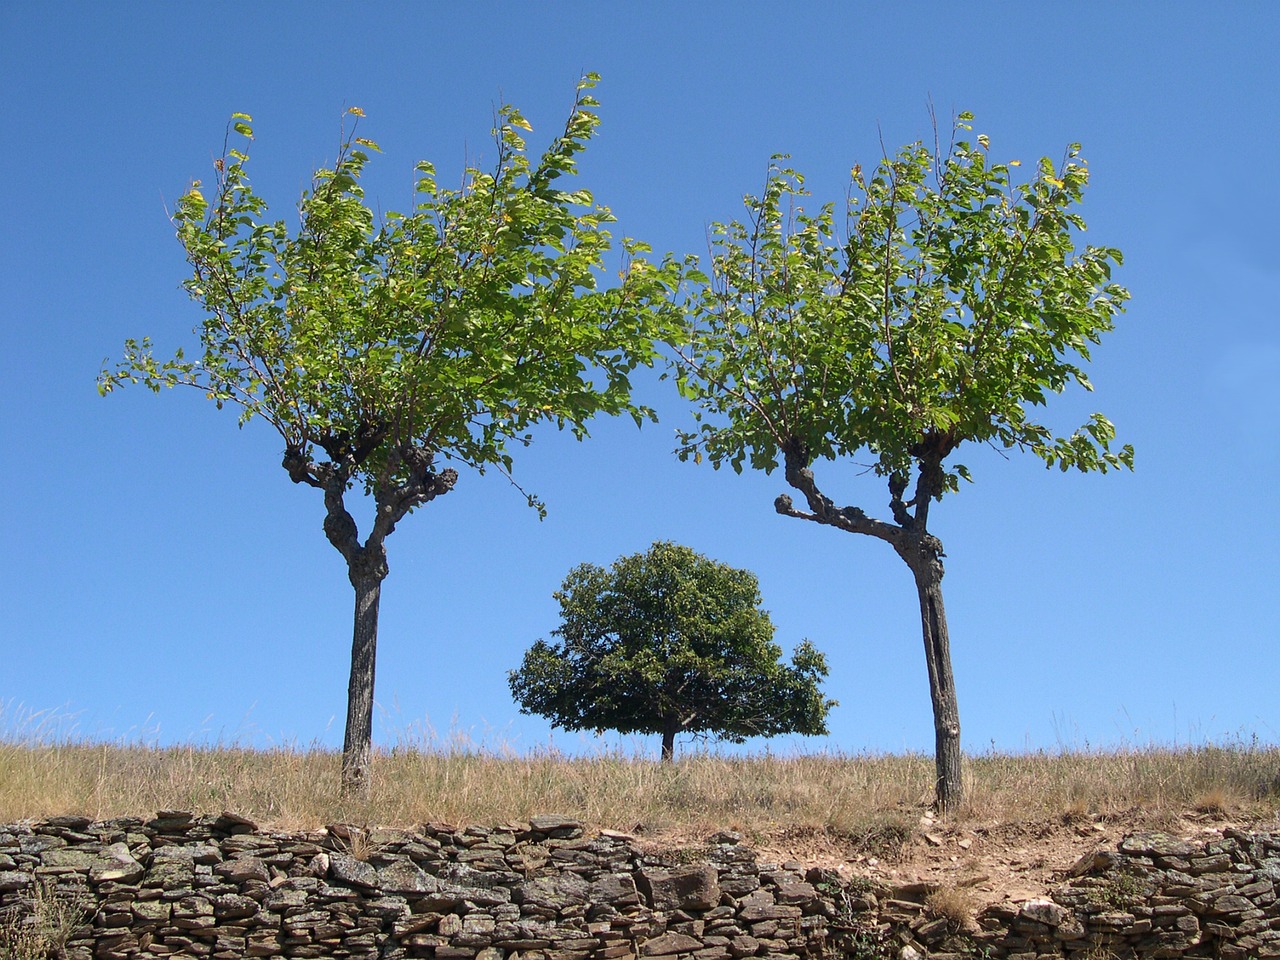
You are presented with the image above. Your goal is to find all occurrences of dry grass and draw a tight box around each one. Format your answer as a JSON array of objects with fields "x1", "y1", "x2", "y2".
[
  {"x1": 925, "y1": 883, "x2": 979, "y2": 929},
  {"x1": 2, "y1": 708, "x2": 1278, "y2": 848},
  {"x1": 0, "y1": 879, "x2": 86, "y2": 960}
]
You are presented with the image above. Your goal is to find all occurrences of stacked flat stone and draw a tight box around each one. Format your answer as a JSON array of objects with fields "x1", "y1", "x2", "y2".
[
  {"x1": 0, "y1": 814, "x2": 833, "y2": 960},
  {"x1": 1036, "y1": 829, "x2": 1280, "y2": 959},
  {"x1": 4, "y1": 816, "x2": 1280, "y2": 960}
]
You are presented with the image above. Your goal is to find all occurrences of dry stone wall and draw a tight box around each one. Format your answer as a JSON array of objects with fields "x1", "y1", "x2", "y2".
[{"x1": 2, "y1": 813, "x2": 1280, "y2": 960}]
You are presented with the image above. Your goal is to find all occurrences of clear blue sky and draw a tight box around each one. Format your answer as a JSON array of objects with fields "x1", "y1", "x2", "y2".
[{"x1": 3, "y1": 3, "x2": 1277, "y2": 758}]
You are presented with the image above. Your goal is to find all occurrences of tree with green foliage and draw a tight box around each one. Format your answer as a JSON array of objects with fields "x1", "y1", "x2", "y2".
[
  {"x1": 99, "y1": 75, "x2": 675, "y2": 796},
  {"x1": 509, "y1": 541, "x2": 835, "y2": 761},
  {"x1": 667, "y1": 113, "x2": 1132, "y2": 808}
]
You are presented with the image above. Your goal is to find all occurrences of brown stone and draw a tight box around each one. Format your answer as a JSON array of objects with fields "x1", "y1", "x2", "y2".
[{"x1": 642, "y1": 932, "x2": 704, "y2": 956}]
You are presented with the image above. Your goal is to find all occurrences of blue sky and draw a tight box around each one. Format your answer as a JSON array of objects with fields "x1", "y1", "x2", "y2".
[{"x1": 3, "y1": 3, "x2": 1277, "y2": 759}]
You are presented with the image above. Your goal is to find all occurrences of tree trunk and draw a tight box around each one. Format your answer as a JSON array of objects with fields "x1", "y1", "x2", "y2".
[
  {"x1": 910, "y1": 562, "x2": 963, "y2": 811},
  {"x1": 341, "y1": 573, "x2": 382, "y2": 797},
  {"x1": 660, "y1": 719, "x2": 678, "y2": 763},
  {"x1": 285, "y1": 443, "x2": 456, "y2": 801},
  {"x1": 775, "y1": 443, "x2": 964, "y2": 809}
]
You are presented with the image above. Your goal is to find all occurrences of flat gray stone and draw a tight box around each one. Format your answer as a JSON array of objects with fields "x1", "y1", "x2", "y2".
[
  {"x1": 1020, "y1": 899, "x2": 1069, "y2": 926},
  {"x1": 215, "y1": 856, "x2": 270, "y2": 883},
  {"x1": 514, "y1": 873, "x2": 590, "y2": 910},
  {"x1": 638, "y1": 865, "x2": 720, "y2": 911},
  {"x1": 0, "y1": 870, "x2": 32, "y2": 891},
  {"x1": 213, "y1": 893, "x2": 258, "y2": 920},
  {"x1": 590, "y1": 873, "x2": 640, "y2": 907},
  {"x1": 91, "y1": 842, "x2": 145, "y2": 883},
  {"x1": 1119, "y1": 832, "x2": 1195, "y2": 858},
  {"x1": 328, "y1": 852, "x2": 378, "y2": 889},
  {"x1": 525, "y1": 815, "x2": 583, "y2": 839},
  {"x1": 42, "y1": 847, "x2": 98, "y2": 871},
  {"x1": 144, "y1": 857, "x2": 194, "y2": 889},
  {"x1": 377, "y1": 860, "x2": 438, "y2": 896}
]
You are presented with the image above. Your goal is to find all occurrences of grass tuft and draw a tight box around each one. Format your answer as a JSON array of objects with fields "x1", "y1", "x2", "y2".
[
  {"x1": 0, "y1": 880, "x2": 86, "y2": 960},
  {"x1": 925, "y1": 883, "x2": 978, "y2": 929}
]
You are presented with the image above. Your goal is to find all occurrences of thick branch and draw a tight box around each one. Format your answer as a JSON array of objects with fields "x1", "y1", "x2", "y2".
[
  {"x1": 283, "y1": 443, "x2": 366, "y2": 570},
  {"x1": 888, "y1": 471, "x2": 913, "y2": 527},
  {"x1": 318, "y1": 421, "x2": 389, "y2": 467},
  {"x1": 907, "y1": 430, "x2": 957, "y2": 530},
  {"x1": 370, "y1": 444, "x2": 458, "y2": 544},
  {"x1": 282, "y1": 444, "x2": 324, "y2": 488},
  {"x1": 774, "y1": 439, "x2": 902, "y2": 545}
]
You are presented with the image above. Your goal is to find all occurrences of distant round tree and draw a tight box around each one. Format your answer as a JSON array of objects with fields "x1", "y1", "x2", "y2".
[{"x1": 509, "y1": 541, "x2": 836, "y2": 761}]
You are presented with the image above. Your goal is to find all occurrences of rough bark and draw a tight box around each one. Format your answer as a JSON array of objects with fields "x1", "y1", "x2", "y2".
[
  {"x1": 775, "y1": 437, "x2": 965, "y2": 810},
  {"x1": 342, "y1": 572, "x2": 382, "y2": 793},
  {"x1": 906, "y1": 553, "x2": 963, "y2": 810}
]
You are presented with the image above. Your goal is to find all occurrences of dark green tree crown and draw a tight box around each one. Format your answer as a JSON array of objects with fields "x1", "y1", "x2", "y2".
[{"x1": 509, "y1": 541, "x2": 836, "y2": 746}]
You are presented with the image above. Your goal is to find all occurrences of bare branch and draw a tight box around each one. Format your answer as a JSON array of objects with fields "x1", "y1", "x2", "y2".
[{"x1": 777, "y1": 439, "x2": 902, "y2": 546}]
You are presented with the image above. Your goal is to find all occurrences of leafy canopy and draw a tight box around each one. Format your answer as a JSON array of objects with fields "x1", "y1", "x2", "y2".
[
  {"x1": 671, "y1": 112, "x2": 1133, "y2": 493},
  {"x1": 100, "y1": 75, "x2": 673, "y2": 513},
  {"x1": 509, "y1": 541, "x2": 835, "y2": 743}
]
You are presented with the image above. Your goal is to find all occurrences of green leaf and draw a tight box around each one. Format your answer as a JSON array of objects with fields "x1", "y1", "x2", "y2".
[{"x1": 667, "y1": 109, "x2": 1132, "y2": 509}]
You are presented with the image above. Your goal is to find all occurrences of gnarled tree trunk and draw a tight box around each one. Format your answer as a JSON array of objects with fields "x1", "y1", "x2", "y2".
[{"x1": 284, "y1": 441, "x2": 457, "y2": 800}]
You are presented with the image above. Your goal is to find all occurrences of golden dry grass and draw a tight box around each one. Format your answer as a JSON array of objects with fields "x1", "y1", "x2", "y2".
[
  {"x1": 3, "y1": 713, "x2": 1278, "y2": 846},
  {"x1": 924, "y1": 883, "x2": 980, "y2": 929}
]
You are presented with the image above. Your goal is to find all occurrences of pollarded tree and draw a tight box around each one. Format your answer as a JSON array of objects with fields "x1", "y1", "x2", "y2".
[
  {"x1": 668, "y1": 114, "x2": 1132, "y2": 808},
  {"x1": 99, "y1": 75, "x2": 677, "y2": 795},
  {"x1": 509, "y1": 541, "x2": 835, "y2": 761}
]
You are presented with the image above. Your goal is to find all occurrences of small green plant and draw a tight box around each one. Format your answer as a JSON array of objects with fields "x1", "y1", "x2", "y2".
[
  {"x1": 1089, "y1": 866, "x2": 1150, "y2": 911},
  {"x1": 831, "y1": 925, "x2": 894, "y2": 960},
  {"x1": 0, "y1": 880, "x2": 85, "y2": 960}
]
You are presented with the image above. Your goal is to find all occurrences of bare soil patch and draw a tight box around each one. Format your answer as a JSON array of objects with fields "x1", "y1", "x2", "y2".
[{"x1": 725, "y1": 806, "x2": 1280, "y2": 908}]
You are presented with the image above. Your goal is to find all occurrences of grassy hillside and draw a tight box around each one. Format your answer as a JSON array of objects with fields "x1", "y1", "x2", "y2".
[{"x1": 4, "y1": 729, "x2": 1277, "y2": 847}]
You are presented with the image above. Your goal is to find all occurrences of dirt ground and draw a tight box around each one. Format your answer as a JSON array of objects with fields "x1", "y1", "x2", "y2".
[{"x1": 739, "y1": 808, "x2": 1280, "y2": 908}]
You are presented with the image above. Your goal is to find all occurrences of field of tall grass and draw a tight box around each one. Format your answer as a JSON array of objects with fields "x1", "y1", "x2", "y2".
[{"x1": 4, "y1": 707, "x2": 1278, "y2": 845}]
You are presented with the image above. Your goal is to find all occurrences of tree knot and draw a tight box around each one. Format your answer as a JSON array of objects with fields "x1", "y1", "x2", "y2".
[{"x1": 436, "y1": 468, "x2": 459, "y2": 493}]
